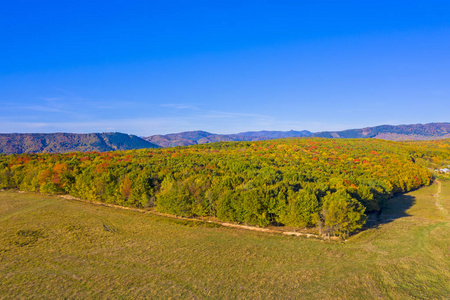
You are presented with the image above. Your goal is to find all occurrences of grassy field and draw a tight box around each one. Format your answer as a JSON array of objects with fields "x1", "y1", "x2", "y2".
[{"x1": 0, "y1": 181, "x2": 449, "y2": 299}]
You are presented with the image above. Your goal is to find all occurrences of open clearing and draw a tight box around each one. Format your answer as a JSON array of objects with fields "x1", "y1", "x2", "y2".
[{"x1": 1, "y1": 181, "x2": 449, "y2": 299}]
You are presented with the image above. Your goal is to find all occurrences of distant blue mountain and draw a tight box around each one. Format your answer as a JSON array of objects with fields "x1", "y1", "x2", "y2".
[{"x1": 144, "y1": 130, "x2": 313, "y2": 147}]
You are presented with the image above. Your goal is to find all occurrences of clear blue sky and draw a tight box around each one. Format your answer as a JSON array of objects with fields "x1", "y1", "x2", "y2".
[{"x1": 1, "y1": 1, "x2": 449, "y2": 136}]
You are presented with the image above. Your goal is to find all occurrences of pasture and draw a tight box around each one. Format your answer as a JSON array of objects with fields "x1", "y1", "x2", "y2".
[{"x1": 0, "y1": 180, "x2": 449, "y2": 299}]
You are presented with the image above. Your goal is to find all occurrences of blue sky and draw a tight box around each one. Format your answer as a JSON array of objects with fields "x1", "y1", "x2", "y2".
[{"x1": 1, "y1": 1, "x2": 449, "y2": 136}]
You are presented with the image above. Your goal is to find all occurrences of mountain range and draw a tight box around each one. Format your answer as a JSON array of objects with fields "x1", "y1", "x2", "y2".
[
  {"x1": 144, "y1": 122, "x2": 450, "y2": 147},
  {"x1": 314, "y1": 122, "x2": 450, "y2": 140},
  {"x1": 1, "y1": 122, "x2": 449, "y2": 154}
]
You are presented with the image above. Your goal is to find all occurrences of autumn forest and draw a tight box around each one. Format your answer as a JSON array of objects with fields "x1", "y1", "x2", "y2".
[{"x1": 1, "y1": 138, "x2": 449, "y2": 238}]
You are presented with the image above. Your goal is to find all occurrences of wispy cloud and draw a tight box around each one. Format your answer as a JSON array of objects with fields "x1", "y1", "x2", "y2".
[
  {"x1": 4, "y1": 89, "x2": 140, "y2": 121},
  {"x1": 1, "y1": 102, "x2": 347, "y2": 135},
  {"x1": 41, "y1": 97, "x2": 63, "y2": 102},
  {"x1": 0, "y1": 115, "x2": 421, "y2": 136},
  {"x1": 1, "y1": 91, "x2": 391, "y2": 135},
  {"x1": 200, "y1": 110, "x2": 273, "y2": 120},
  {"x1": 20, "y1": 105, "x2": 68, "y2": 113},
  {"x1": 0, "y1": 118, "x2": 194, "y2": 135},
  {"x1": 160, "y1": 103, "x2": 198, "y2": 110}
]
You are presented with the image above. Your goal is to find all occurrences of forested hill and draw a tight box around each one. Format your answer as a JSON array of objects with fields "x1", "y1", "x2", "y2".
[
  {"x1": 144, "y1": 130, "x2": 312, "y2": 147},
  {"x1": 314, "y1": 122, "x2": 450, "y2": 140},
  {"x1": 0, "y1": 132, "x2": 159, "y2": 154}
]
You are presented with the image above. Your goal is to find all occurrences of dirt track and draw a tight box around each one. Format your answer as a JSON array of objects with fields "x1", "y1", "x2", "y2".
[
  {"x1": 434, "y1": 179, "x2": 449, "y2": 217},
  {"x1": 59, "y1": 194, "x2": 322, "y2": 239}
]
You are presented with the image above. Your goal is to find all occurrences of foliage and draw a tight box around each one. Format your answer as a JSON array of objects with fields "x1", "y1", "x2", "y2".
[
  {"x1": 1, "y1": 138, "x2": 447, "y2": 236},
  {"x1": 319, "y1": 191, "x2": 366, "y2": 239}
]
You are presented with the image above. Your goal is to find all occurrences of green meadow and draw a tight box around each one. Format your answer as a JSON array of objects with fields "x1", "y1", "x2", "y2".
[{"x1": 1, "y1": 180, "x2": 449, "y2": 299}]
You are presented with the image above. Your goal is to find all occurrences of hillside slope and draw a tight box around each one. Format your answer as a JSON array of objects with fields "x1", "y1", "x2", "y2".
[{"x1": 0, "y1": 132, "x2": 159, "y2": 154}]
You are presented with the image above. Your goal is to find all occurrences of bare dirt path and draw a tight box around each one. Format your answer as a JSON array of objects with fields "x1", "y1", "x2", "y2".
[
  {"x1": 58, "y1": 194, "x2": 321, "y2": 239},
  {"x1": 434, "y1": 179, "x2": 448, "y2": 218}
]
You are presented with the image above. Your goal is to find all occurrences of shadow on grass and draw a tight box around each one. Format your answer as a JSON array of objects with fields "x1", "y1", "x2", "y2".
[{"x1": 364, "y1": 194, "x2": 416, "y2": 230}]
